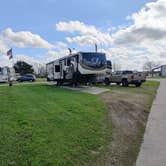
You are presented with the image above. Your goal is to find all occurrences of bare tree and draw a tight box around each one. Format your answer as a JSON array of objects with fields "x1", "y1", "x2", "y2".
[
  {"x1": 143, "y1": 61, "x2": 160, "y2": 71},
  {"x1": 143, "y1": 61, "x2": 160, "y2": 76}
]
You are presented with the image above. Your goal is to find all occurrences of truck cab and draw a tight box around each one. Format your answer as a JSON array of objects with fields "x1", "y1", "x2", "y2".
[{"x1": 105, "y1": 70, "x2": 145, "y2": 87}]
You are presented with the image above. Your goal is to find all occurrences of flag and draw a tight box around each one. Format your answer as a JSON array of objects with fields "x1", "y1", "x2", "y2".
[{"x1": 6, "y1": 48, "x2": 13, "y2": 59}]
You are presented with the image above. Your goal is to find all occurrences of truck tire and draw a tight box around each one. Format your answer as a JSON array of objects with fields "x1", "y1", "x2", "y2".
[
  {"x1": 56, "y1": 80, "x2": 60, "y2": 86},
  {"x1": 135, "y1": 82, "x2": 142, "y2": 87},
  {"x1": 105, "y1": 78, "x2": 110, "y2": 85},
  {"x1": 122, "y1": 79, "x2": 128, "y2": 87},
  {"x1": 57, "y1": 80, "x2": 63, "y2": 86},
  {"x1": 72, "y1": 73, "x2": 78, "y2": 87}
]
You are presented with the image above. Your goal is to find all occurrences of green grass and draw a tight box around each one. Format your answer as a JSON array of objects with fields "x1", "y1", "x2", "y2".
[
  {"x1": 151, "y1": 76, "x2": 166, "y2": 79},
  {"x1": 36, "y1": 78, "x2": 47, "y2": 82},
  {"x1": 97, "y1": 80, "x2": 159, "y2": 166},
  {"x1": 0, "y1": 84, "x2": 111, "y2": 166}
]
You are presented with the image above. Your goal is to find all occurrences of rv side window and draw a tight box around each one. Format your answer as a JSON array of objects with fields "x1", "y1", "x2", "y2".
[
  {"x1": 0, "y1": 68, "x2": 2, "y2": 74},
  {"x1": 67, "y1": 59, "x2": 71, "y2": 66},
  {"x1": 55, "y1": 65, "x2": 60, "y2": 72}
]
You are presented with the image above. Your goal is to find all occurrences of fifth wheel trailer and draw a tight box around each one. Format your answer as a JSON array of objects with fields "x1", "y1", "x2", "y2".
[{"x1": 46, "y1": 52, "x2": 107, "y2": 85}]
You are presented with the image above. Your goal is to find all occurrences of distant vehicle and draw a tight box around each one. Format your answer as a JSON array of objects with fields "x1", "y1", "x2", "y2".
[
  {"x1": 17, "y1": 74, "x2": 36, "y2": 82},
  {"x1": 0, "y1": 67, "x2": 16, "y2": 83},
  {"x1": 104, "y1": 70, "x2": 146, "y2": 87},
  {"x1": 46, "y1": 52, "x2": 107, "y2": 86}
]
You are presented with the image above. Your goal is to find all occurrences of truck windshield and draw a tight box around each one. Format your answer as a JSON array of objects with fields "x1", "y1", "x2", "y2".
[
  {"x1": 81, "y1": 53, "x2": 106, "y2": 69},
  {"x1": 107, "y1": 60, "x2": 112, "y2": 69}
]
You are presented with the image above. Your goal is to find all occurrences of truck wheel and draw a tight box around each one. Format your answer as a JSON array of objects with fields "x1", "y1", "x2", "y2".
[
  {"x1": 135, "y1": 83, "x2": 142, "y2": 87},
  {"x1": 57, "y1": 80, "x2": 62, "y2": 86},
  {"x1": 47, "y1": 77, "x2": 50, "y2": 81},
  {"x1": 122, "y1": 79, "x2": 128, "y2": 87},
  {"x1": 72, "y1": 73, "x2": 77, "y2": 87},
  {"x1": 117, "y1": 82, "x2": 120, "y2": 86},
  {"x1": 105, "y1": 78, "x2": 110, "y2": 85}
]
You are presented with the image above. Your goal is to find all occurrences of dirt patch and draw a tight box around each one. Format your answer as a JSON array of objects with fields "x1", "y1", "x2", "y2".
[{"x1": 96, "y1": 90, "x2": 151, "y2": 166}]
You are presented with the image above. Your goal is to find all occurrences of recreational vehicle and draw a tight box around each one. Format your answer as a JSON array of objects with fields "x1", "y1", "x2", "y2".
[
  {"x1": 46, "y1": 52, "x2": 107, "y2": 85},
  {"x1": 0, "y1": 67, "x2": 15, "y2": 83},
  {"x1": 95, "y1": 60, "x2": 112, "y2": 83}
]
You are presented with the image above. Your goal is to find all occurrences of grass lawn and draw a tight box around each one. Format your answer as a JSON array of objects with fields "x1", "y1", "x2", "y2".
[
  {"x1": 0, "y1": 84, "x2": 111, "y2": 166},
  {"x1": 36, "y1": 78, "x2": 47, "y2": 82},
  {"x1": 151, "y1": 76, "x2": 166, "y2": 79}
]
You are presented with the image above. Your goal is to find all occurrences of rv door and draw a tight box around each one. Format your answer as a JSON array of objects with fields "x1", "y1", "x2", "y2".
[{"x1": 54, "y1": 63, "x2": 61, "y2": 80}]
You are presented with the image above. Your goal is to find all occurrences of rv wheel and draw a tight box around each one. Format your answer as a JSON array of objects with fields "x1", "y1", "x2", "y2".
[
  {"x1": 56, "y1": 80, "x2": 61, "y2": 86},
  {"x1": 122, "y1": 79, "x2": 128, "y2": 87},
  {"x1": 135, "y1": 83, "x2": 142, "y2": 87},
  {"x1": 105, "y1": 78, "x2": 110, "y2": 85}
]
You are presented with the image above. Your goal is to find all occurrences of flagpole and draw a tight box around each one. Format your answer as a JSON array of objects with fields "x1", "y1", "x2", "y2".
[
  {"x1": 11, "y1": 48, "x2": 14, "y2": 68},
  {"x1": 9, "y1": 48, "x2": 13, "y2": 86},
  {"x1": 11, "y1": 48, "x2": 14, "y2": 86}
]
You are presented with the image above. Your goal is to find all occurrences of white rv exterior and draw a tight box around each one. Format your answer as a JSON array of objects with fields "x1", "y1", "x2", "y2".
[
  {"x1": 46, "y1": 52, "x2": 107, "y2": 85},
  {"x1": 0, "y1": 67, "x2": 16, "y2": 83},
  {"x1": 0, "y1": 67, "x2": 9, "y2": 83}
]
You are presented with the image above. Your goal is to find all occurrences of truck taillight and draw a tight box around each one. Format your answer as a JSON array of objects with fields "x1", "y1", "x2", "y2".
[{"x1": 131, "y1": 75, "x2": 134, "y2": 79}]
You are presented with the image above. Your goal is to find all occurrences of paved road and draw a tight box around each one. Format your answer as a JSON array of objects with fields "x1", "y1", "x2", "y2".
[{"x1": 136, "y1": 79, "x2": 166, "y2": 166}]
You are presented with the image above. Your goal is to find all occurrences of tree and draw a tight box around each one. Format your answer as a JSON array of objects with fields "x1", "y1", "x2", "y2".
[
  {"x1": 14, "y1": 61, "x2": 34, "y2": 75},
  {"x1": 143, "y1": 61, "x2": 160, "y2": 77},
  {"x1": 36, "y1": 64, "x2": 46, "y2": 77},
  {"x1": 143, "y1": 61, "x2": 160, "y2": 72}
]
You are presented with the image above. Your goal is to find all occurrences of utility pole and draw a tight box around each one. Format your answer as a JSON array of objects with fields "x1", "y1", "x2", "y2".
[{"x1": 95, "y1": 44, "x2": 98, "y2": 52}]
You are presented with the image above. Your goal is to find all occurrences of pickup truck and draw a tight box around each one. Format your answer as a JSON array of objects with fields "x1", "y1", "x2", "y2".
[{"x1": 104, "y1": 70, "x2": 146, "y2": 87}]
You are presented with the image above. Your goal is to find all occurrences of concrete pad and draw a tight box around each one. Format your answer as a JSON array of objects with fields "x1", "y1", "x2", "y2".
[
  {"x1": 136, "y1": 79, "x2": 166, "y2": 166},
  {"x1": 61, "y1": 86, "x2": 110, "y2": 95}
]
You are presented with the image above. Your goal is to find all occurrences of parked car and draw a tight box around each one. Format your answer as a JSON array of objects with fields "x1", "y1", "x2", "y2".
[
  {"x1": 104, "y1": 70, "x2": 146, "y2": 87},
  {"x1": 17, "y1": 74, "x2": 36, "y2": 82}
]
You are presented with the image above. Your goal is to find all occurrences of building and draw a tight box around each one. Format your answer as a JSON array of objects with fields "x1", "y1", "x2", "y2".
[{"x1": 152, "y1": 65, "x2": 166, "y2": 77}]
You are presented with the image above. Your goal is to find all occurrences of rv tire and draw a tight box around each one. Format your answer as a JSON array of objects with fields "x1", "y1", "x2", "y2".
[
  {"x1": 122, "y1": 79, "x2": 128, "y2": 87},
  {"x1": 105, "y1": 78, "x2": 110, "y2": 85}
]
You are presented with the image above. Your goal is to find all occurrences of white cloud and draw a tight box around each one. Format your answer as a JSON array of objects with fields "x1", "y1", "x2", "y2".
[
  {"x1": 113, "y1": 0, "x2": 166, "y2": 45},
  {"x1": 0, "y1": 53, "x2": 42, "y2": 68},
  {"x1": 1, "y1": 28, "x2": 53, "y2": 49},
  {"x1": 55, "y1": 9, "x2": 166, "y2": 70},
  {"x1": 54, "y1": 41, "x2": 68, "y2": 50},
  {"x1": 0, "y1": 55, "x2": 12, "y2": 67},
  {"x1": 56, "y1": 21, "x2": 112, "y2": 46},
  {"x1": 2, "y1": 0, "x2": 166, "y2": 71},
  {"x1": 105, "y1": 0, "x2": 166, "y2": 70},
  {"x1": 44, "y1": 49, "x2": 69, "y2": 62},
  {"x1": 0, "y1": 41, "x2": 8, "y2": 53}
]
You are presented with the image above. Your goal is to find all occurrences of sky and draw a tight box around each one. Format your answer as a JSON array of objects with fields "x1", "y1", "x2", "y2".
[{"x1": 0, "y1": 0, "x2": 166, "y2": 70}]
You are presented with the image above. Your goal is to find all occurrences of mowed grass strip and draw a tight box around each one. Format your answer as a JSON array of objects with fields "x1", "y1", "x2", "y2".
[{"x1": 0, "y1": 84, "x2": 111, "y2": 166}]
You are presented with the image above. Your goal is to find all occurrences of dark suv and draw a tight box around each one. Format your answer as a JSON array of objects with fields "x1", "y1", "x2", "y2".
[{"x1": 17, "y1": 74, "x2": 36, "y2": 82}]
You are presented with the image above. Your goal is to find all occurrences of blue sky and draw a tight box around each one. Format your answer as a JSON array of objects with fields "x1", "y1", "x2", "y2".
[
  {"x1": 1, "y1": 0, "x2": 154, "y2": 39},
  {"x1": 0, "y1": 0, "x2": 166, "y2": 70}
]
